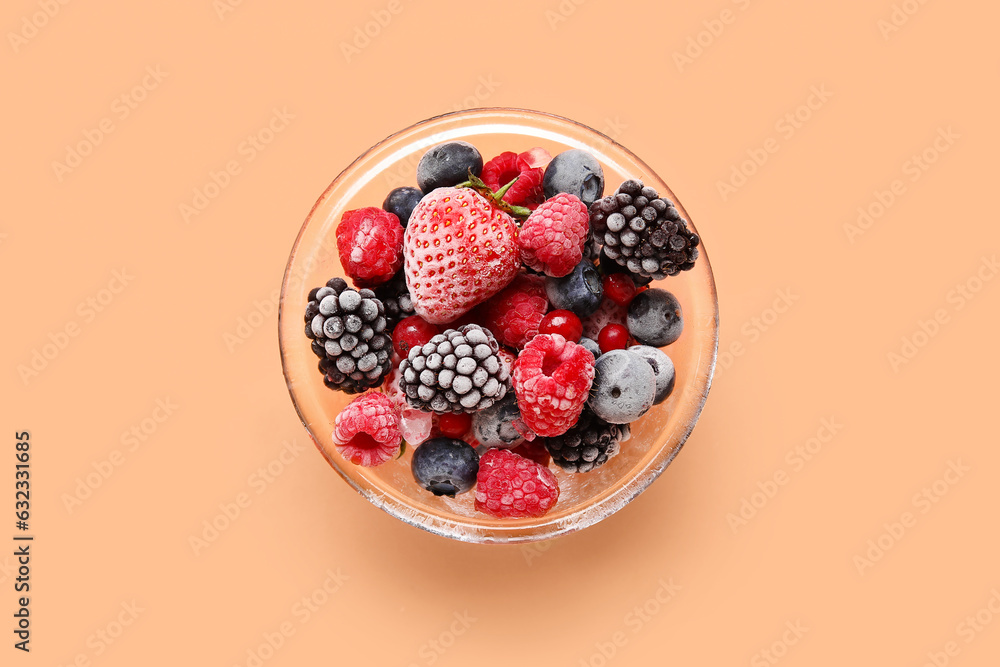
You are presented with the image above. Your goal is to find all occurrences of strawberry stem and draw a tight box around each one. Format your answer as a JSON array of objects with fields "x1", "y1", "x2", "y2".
[
  {"x1": 494, "y1": 176, "x2": 519, "y2": 201},
  {"x1": 456, "y1": 169, "x2": 532, "y2": 219}
]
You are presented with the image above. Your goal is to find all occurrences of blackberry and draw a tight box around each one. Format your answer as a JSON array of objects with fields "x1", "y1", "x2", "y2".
[
  {"x1": 399, "y1": 324, "x2": 510, "y2": 414},
  {"x1": 542, "y1": 408, "x2": 630, "y2": 473},
  {"x1": 304, "y1": 277, "x2": 392, "y2": 393},
  {"x1": 590, "y1": 179, "x2": 700, "y2": 281},
  {"x1": 373, "y1": 270, "x2": 414, "y2": 331}
]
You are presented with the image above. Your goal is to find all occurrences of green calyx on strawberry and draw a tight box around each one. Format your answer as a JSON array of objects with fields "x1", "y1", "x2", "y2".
[{"x1": 456, "y1": 170, "x2": 533, "y2": 219}]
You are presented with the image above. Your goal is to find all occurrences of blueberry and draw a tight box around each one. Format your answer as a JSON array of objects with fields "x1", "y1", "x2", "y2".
[
  {"x1": 579, "y1": 336, "x2": 602, "y2": 360},
  {"x1": 543, "y1": 149, "x2": 605, "y2": 207},
  {"x1": 588, "y1": 350, "x2": 656, "y2": 424},
  {"x1": 411, "y1": 437, "x2": 480, "y2": 497},
  {"x1": 382, "y1": 187, "x2": 423, "y2": 227},
  {"x1": 545, "y1": 260, "x2": 604, "y2": 318},
  {"x1": 627, "y1": 289, "x2": 683, "y2": 346},
  {"x1": 628, "y1": 345, "x2": 675, "y2": 404},
  {"x1": 416, "y1": 141, "x2": 483, "y2": 193},
  {"x1": 471, "y1": 394, "x2": 525, "y2": 449}
]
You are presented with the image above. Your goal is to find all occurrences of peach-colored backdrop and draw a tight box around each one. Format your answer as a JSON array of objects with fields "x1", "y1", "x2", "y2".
[{"x1": 4, "y1": 0, "x2": 999, "y2": 665}]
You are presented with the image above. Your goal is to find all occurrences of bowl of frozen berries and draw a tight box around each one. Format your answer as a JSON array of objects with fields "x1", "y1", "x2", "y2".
[{"x1": 279, "y1": 108, "x2": 718, "y2": 543}]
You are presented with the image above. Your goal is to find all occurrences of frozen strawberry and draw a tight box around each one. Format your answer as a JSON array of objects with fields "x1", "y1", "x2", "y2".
[{"x1": 404, "y1": 187, "x2": 520, "y2": 325}]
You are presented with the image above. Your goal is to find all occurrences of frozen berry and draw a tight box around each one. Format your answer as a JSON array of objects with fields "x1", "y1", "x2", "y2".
[
  {"x1": 471, "y1": 393, "x2": 526, "y2": 449},
  {"x1": 588, "y1": 349, "x2": 656, "y2": 424},
  {"x1": 538, "y1": 310, "x2": 583, "y2": 342},
  {"x1": 411, "y1": 437, "x2": 480, "y2": 497},
  {"x1": 600, "y1": 246, "x2": 652, "y2": 286},
  {"x1": 392, "y1": 315, "x2": 439, "y2": 357},
  {"x1": 545, "y1": 259, "x2": 603, "y2": 318},
  {"x1": 602, "y1": 273, "x2": 637, "y2": 306},
  {"x1": 512, "y1": 333, "x2": 595, "y2": 437},
  {"x1": 336, "y1": 207, "x2": 405, "y2": 288},
  {"x1": 382, "y1": 186, "x2": 423, "y2": 227},
  {"x1": 519, "y1": 193, "x2": 590, "y2": 277},
  {"x1": 479, "y1": 274, "x2": 549, "y2": 349},
  {"x1": 332, "y1": 392, "x2": 402, "y2": 466},
  {"x1": 598, "y1": 323, "x2": 630, "y2": 353},
  {"x1": 438, "y1": 412, "x2": 473, "y2": 439},
  {"x1": 543, "y1": 149, "x2": 605, "y2": 207},
  {"x1": 474, "y1": 448, "x2": 559, "y2": 518},
  {"x1": 627, "y1": 288, "x2": 683, "y2": 346},
  {"x1": 481, "y1": 151, "x2": 545, "y2": 209},
  {"x1": 628, "y1": 345, "x2": 675, "y2": 404},
  {"x1": 417, "y1": 141, "x2": 483, "y2": 192}
]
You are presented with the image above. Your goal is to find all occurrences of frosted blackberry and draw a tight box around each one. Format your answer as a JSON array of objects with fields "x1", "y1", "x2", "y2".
[
  {"x1": 590, "y1": 179, "x2": 700, "y2": 281},
  {"x1": 398, "y1": 324, "x2": 511, "y2": 414},
  {"x1": 373, "y1": 270, "x2": 414, "y2": 331},
  {"x1": 542, "y1": 408, "x2": 630, "y2": 473},
  {"x1": 304, "y1": 277, "x2": 392, "y2": 393}
]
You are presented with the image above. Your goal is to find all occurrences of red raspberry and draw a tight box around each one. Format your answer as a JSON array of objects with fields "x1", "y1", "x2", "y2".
[
  {"x1": 512, "y1": 333, "x2": 595, "y2": 437},
  {"x1": 518, "y1": 194, "x2": 590, "y2": 277},
  {"x1": 510, "y1": 440, "x2": 551, "y2": 467},
  {"x1": 336, "y1": 207, "x2": 405, "y2": 288},
  {"x1": 332, "y1": 392, "x2": 401, "y2": 467},
  {"x1": 481, "y1": 151, "x2": 545, "y2": 210},
  {"x1": 474, "y1": 448, "x2": 559, "y2": 518},
  {"x1": 479, "y1": 274, "x2": 549, "y2": 349}
]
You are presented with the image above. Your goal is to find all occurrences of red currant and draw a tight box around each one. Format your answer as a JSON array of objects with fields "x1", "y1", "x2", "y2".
[
  {"x1": 392, "y1": 316, "x2": 439, "y2": 357},
  {"x1": 538, "y1": 309, "x2": 583, "y2": 342},
  {"x1": 603, "y1": 274, "x2": 637, "y2": 307},
  {"x1": 437, "y1": 413, "x2": 472, "y2": 439},
  {"x1": 598, "y1": 323, "x2": 630, "y2": 353}
]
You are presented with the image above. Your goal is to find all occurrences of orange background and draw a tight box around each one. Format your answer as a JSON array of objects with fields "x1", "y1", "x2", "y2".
[{"x1": 3, "y1": 0, "x2": 999, "y2": 665}]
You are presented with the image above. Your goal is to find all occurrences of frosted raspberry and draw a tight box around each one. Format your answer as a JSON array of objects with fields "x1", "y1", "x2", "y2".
[
  {"x1": 512, "y1": 334, "x2": 595, "y2": 437},
  {"x1": 519, "y1": 194, "x2": 590, "y2": 277},
  {"x1": 331, "y1": 392, "x2": 401, "y2": 466},
  {"x1": 479, "y1": 274, "x2": 549, "y2": 349},
  {"x1": 481, "y1": 151, "x2": 545, "y2": 210},
  {"x1": 474, "y1": 449, "x2": 559, "y2": 518},
  {"x1": 582, "y1": 297, "x2": 627, "y2": 340},
  {"x1": 336, "y1": 207, "x2": 404, "y2": 288}
]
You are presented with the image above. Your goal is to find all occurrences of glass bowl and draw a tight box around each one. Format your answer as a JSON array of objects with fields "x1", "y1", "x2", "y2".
[{"x1": 278, "y1": 108, "x2": 718, "y2": 543}]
